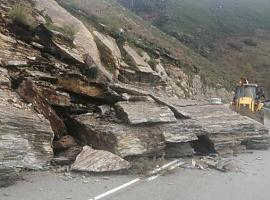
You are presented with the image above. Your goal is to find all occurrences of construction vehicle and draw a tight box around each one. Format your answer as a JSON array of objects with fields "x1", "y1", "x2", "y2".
[{"x1": 231, "y1": 78, "x2": 269, "y2": 123}]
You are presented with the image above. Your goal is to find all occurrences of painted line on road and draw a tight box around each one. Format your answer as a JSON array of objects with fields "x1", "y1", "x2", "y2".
[
  {"x1": 88, "y1": 159, "x2": 183, "y2": 200},
  {"x1": 88, "y1": 178, "x2": 141, "y2": 200}
]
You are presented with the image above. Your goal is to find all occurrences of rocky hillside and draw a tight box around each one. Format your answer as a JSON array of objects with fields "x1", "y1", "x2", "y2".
[
  {"x1": 118, "y1": 0, "x2": 270, "y2": 95},
  {"x1": 0, "y1": 0, "x2": 269, "y2": 187}
]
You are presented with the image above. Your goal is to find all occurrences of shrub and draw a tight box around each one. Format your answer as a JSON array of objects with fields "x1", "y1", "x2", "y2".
[
  {"x1": 9, "y1": 5, "x2": 34, "y2": 27},
  {"x1": 60, "y1": 24, "x2": 77, "y2": 41}
]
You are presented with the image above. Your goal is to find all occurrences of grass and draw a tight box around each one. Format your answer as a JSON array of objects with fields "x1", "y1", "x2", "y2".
[{"x1": 9, "y1": 4, "x2": 35, "y2": 28}]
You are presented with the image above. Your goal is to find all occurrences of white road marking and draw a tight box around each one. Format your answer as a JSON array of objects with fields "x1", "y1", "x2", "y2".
[
  {"x1": 147, "y1": 174, "x2": 160, "y2": 181},
  {"x1": 88, "y1": 159, "x2": 183, "y2": 200},
  {"x1": 88, "y1": 178, "x2": 141, "y2": 200}
]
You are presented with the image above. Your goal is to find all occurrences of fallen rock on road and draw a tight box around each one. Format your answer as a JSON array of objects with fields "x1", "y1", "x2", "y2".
[{"x1": 71, "y1": 146, "x2": 131, "y2": 172}]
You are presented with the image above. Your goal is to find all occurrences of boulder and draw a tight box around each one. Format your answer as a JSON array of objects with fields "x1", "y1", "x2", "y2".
[
  {"x1": 93, "y1": 31, "x2": 122, "y2": 69},
  {"x1": 71, "y1": 113, "x2": 166, "y2": 157},
  {"x1": 0, "y1": 90, "x2": 53, "y2": 186},
  {"x1": 115, "y1": 100, "x2": 177, "y2": 124},
  {"x1": 123, "y1": 45, "x2": 153, "y2": 73},
  {"x1": 17, "y1": 80, "x2": 67, "y2": 138},
  {"x1": 71, "y1": 146, "x2": 130, "y2": 172}
]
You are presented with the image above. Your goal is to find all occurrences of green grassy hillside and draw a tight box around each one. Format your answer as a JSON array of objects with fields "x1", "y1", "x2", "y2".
[{"x1": 119, "y1": 0, "x2": 270, "y2": 46}]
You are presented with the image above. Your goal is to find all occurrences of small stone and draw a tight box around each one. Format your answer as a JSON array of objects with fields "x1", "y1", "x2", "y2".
[
  {"x1": 83, "y1": 180, "x2": 89, "y2": 184},
  {"x1": 2, "y1": 193, "x2": 10, "y2": 197}
]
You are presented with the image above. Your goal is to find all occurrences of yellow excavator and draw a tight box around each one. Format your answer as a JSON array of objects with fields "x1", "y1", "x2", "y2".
[{"x1": 231, "y1": 78, "x2": 269, "y2": 123}]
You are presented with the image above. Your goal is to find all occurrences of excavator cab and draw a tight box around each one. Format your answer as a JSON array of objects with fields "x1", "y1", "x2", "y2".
[{"x1": 232, "y1": 78, "x2": 265, "y2": 112}]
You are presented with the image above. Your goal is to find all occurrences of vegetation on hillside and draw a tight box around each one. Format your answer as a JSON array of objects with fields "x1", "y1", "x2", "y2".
[
  {"x1": 57, "y1": 0, "x2": 233, "y2": 89},
  {"x1": 56, "y1": 0, "x2": 270, "y2": 94},
  {"x1": 118, "y1": 0, "x2": 270, "y2": 94}
]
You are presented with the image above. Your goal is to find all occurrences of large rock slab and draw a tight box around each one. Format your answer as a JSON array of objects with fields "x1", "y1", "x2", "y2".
[
  {"x1": 35, "y1": 0, "x2": 113, "y2": 82},
  {"x1": 71, "y1": 113, "x2": 199, "y2": 158},
  {"x1": 71, "y1": 114, "x2": 165, "y2": 157},
  {"x1": 115, "y1": 100, "x2": 177, "y2": 124},
  {"x1": 58, "y1": 74, "x2": 107, "y2": 98},
  {"x1": 71, "y1": 146, "x2": 130, "y2": 172},
  {"x1": 109, "y1": 83, "x2": 193, "y2": 118},
  {"x1": 121, "y1": 45, "x2": 163, "y2": 84},
  {"x1": 17, "y1": 80, "x2": 67, "y2": 138},
  {"x1": 0, "y1": 90, "x2": 54, "y2": 186},
  {"x1": 180, "y1": 104, "x2": 270, "y2": 154}
]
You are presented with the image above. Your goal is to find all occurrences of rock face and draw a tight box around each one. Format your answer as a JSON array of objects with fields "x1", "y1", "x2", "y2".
[
  {"x1": 115, "y1": 100, "x2": 177, "y2": 124},
  {"x1": 35, "y1": 0, "x2": 113, "y2": 82},
  {"x1": 71, "y1": 146, "x2": 130, "y2": 172},
  {"x1": 0, "y1": 90, "x2": 54, "y2": 186}
]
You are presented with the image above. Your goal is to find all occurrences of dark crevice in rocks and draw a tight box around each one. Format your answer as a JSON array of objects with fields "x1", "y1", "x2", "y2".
[{"x1": 191, "y1": 135, "x2": 216, "y2": 155}]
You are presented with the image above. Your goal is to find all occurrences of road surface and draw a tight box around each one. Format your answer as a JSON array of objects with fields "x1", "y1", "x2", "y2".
[{"x1": 1, "y1": 114, "x2": 270, "y2": 200}]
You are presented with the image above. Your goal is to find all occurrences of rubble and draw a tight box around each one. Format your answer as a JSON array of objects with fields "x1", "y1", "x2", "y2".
[{"x1": 71, "y1": 146, "x2": 131, "y2": 172}]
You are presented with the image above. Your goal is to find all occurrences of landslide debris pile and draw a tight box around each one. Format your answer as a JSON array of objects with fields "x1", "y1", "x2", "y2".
[{"x1": 0, "y1": 0, "x2": 269, "y2": 187}]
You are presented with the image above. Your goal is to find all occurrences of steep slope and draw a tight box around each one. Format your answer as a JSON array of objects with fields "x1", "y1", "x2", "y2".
[
  {"x1": 118, "y1": 0, "x2": 270, "y2": 95},
  {"x1": 56, "y1": 0, "x2": 234, "y2": 93}
]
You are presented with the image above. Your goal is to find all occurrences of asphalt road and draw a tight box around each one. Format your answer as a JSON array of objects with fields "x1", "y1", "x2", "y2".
[{"x1": 1, "y1": 114, "x2": 270, "y2": 200}]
